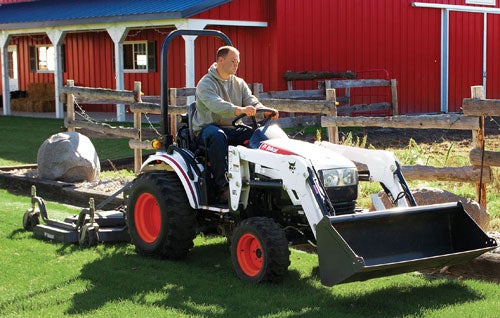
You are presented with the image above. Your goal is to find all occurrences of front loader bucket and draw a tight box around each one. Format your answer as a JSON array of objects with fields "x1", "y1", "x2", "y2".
[{"x1": 316, "y1": 202, "x2": 497, "y2": 286}]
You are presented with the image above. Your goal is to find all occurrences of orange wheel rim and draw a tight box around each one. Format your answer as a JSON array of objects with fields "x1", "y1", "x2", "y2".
[
  {"x1": 237, "y1": 233, "x2": 264, "y2": 277},
  {"x1": 134, "y1": 193, "x2": 161, "y2": 243}
]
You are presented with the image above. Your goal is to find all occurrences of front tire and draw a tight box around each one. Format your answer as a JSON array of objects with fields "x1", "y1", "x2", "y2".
[
  {"x1": 127, "y1": 172, "x2": 196, "y2": 260},
  {"x1": 230, "y1": 217, "x2": 290, "y2": 283}
]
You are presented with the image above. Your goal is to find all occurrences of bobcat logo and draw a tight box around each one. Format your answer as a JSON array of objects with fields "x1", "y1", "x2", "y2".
[{"x1": 288, "y1": 161, "x2": 296, "y2": 171}]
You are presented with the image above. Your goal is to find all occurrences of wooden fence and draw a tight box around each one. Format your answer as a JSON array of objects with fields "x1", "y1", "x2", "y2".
[
  {"x1": 322, "y1": 85, "x2": 500, "y2": 209},
  {"x1": 60, "y1": 80, "x2": 338, "y2": 172},
  {"x1": 60, "y1": 80, "x2": 497, "y2": 209},
  {"x1": 280, "y1": 70, "x2": 398, "y2": 116}
]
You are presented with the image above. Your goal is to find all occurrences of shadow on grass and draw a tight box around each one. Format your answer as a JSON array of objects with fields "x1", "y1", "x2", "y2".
[{"x1": 66, "y1": 241, "x2": 483, "y2": 317}]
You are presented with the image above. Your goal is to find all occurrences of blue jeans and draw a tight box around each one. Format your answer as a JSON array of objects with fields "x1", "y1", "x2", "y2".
[{"x1": 198, "y1": 124, "x2": 253, "y2": 192}]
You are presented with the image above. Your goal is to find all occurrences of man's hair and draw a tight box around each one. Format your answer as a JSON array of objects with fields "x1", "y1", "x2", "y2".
[{"x1": 216, "y1": 46, "x2": 239, "y2": 60}]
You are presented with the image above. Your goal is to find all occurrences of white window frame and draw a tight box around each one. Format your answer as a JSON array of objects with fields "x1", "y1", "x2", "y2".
[
  {"x1": 36, "y1": 45, "x2": 56, "y2": 73},
  {"x1": 124, "y1": 41, "x2": 149, "y2": 73},
  {"x1": 466, "y1": 0, "x2": 496, "y2": 5}
]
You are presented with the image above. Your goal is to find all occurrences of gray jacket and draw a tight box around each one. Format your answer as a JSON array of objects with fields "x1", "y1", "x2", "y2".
[{"x1": 193, "y1": 63, "x2": 259, "y2": 134}]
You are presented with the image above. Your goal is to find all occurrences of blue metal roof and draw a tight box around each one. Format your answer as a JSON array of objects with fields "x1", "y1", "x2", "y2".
[{"x1": 0, "y1": 0, "x2": 231, "y2": 29}]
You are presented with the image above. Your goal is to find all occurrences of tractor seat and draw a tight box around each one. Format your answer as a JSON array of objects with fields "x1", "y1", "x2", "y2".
[
  {"x1": 187, "y1": 101, "x2": 197, "y2": 145},
  {"x1": 187, "y1": 102, "x2": 209, "y2": 161}
]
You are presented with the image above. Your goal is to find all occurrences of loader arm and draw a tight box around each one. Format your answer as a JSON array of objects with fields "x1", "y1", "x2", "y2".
[
  {"x1": 316, "y1": 141, "x2": 416, "y2": 207},
  {"x1": 227, "y1": 145, "x2": 330, "y2": 238}
]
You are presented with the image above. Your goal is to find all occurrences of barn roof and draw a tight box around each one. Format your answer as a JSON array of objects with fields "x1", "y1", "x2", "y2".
[{"x1": 0, "y1": 0, "x2": 231, "y2": 29}]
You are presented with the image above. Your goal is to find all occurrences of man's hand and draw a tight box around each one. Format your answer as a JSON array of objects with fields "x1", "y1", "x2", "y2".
[
  {"x1": 235, "y1": 105, "x2": 257, "y2": 117},
  {"x1": 264, "y1": 108, "x2": 279, "y2": 120}
]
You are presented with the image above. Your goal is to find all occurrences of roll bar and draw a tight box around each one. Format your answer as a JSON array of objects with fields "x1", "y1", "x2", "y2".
[{"x1": 160, "y1": 29, "x2": 233, "y2": 149}]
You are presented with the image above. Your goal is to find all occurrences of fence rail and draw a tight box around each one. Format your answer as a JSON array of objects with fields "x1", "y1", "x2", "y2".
[
  {"x1": 61, "y1": 80, "x2": 497, "y2": 209},
  {"x1": 321, "y1": 85, "x2": 498, "y2": 208}
]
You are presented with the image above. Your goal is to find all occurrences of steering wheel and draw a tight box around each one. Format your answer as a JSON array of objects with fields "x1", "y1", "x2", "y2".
[{"x1": 231, "y1": 107, "x2": 277, "y2": 131}]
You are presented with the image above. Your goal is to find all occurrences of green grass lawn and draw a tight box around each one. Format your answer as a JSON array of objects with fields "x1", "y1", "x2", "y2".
[
  {"x1": 1, "y1": 116, "x2": 499, "y2": 316},
  {"x1": 1, "y1": 189, "x2": 499, "y2": 317}
]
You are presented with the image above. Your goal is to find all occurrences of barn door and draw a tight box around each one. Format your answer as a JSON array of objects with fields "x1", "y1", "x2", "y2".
[
  {"x1": 447, "y1": 11, "x2": 484, "y2": 112},
  {"x1": 7, "y1": 45, "x2": 18, "y2": 91}
]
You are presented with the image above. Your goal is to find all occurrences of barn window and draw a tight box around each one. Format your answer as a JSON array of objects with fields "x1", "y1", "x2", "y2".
[
  {"x1": 29, "y1": 45, "x2": 66, "y2": 73},
  {"x1": 124, "y1": 41, "x2": 156, "y2": 72}
]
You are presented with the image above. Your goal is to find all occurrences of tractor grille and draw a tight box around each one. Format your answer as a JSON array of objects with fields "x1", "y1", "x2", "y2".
[
  {"x1": 326, "y1": 185, "x2": 357, "y2": 215},
  {"x1": 331, "y1": 201, "x2": 356, "y2": 215},
  {"x1": 326, "y1": 185, "x2": 357, "y2": 203}
]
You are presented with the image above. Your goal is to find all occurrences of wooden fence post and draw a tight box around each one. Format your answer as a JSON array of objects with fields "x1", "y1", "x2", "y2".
[
  {"x1": 391, "y1": 79, "x2": 399, "y2": 115},
  {"x1": 325, "y1": 87, "x2": 338, "y2": 143},
  {"x1": 133, "y1": 81, "x2": 142, "y2": 174},
  {"x1": 252, "y1": 83, "x2": 263, "y2": 99},
  {"x1": 470, "y1": 85, "x2": 487, "y2": 208},
  {"x1": 66, "y1": 80, "x2": 75, "y2": 132},
  {"x1": 169, "y1": 88, "x2": 178, "y2": 140}
]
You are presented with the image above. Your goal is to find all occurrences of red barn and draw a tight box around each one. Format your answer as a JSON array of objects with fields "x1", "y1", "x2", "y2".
[{"x1": 0, "y1": 0, "x2": 499, "y2": 119}]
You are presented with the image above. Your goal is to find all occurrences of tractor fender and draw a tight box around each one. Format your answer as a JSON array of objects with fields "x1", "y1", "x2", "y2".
[{"x1": 139, "y1": 152, "x2": 200, "y2": 209}]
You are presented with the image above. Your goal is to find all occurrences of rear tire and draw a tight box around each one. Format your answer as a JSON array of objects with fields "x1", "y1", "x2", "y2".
[
  {"x1": 127, "y1": 172, "x2": 196, "y2": 260},
  {"x1": 230, "y1": 217, "x2": 290, "y2": 283}
]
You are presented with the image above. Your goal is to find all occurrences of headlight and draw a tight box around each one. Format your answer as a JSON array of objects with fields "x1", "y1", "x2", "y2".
[{"x1": 320, "y1": 168, "x2": 358, "y2": 187}]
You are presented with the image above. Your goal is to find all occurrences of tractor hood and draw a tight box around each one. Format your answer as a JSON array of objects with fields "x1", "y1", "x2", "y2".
[
  {"x1": 249, "y1": 124, "x2": 355, "y2": 170},
  {"x1": 257, "y1": 137, "x2": 356, "y2": 171}
]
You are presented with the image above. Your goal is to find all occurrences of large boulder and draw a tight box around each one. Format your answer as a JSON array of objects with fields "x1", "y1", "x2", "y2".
[
  {"x1": 372, "y1": 187, "x2": 490, "y2": 231},
  {"x1": 37, "y1": 132, "x2": 100, "y2": 182}
]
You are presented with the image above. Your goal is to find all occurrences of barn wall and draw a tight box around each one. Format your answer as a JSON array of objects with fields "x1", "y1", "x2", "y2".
[
  {"x1": 4, "y1": 0, "x2": 500, "y2": 114},
  {"x1": 271, "y1": 0, "x2": 500, "y2": 113},
  {"x1": 193, "y1": 0, "x2": 277, "y2": 89}
]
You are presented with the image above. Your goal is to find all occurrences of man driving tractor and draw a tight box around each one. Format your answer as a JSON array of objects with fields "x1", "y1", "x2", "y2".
[{"x1": 193, "y1": 46, "x2": 278, "y2": 203}]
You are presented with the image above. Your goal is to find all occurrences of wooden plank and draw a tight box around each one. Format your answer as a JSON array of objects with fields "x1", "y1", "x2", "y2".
[
  {"x1": 336, "y1": 102, "x2": 391, "y2": 116},
  {"x1": 283, "y1": 70, "x2": 356, "y2": 81},
  {"x1": 391, "y1": 79, "x2": 398, "y2": 115},
  {"x1": 259, "y1": 89, "x2": 325, "y2": 100},
  {"x1": 169, "y1": 87, "x2": 196, "y2": 97},
  {"x1": 128, "y1": 102, "x2": 161, "y2": 114},
  {"x1": 326, "y1": 88, "x2": 338, "y2": 143},
  {"x1": 470, "y1": 86, "x2": 487, "y2": 208},
  {"x1": 402, "y1": 165, "x2": 492, "y2": 183},
  {"x1": 66, "y1": 80, "x2": 75, "y2": 132},
  {"x1": 66, "y1": 119, "x2": 139, "y2": 139},
  {"x1": 128, "y1": 102, "x2": 188, "y2": 115},
  {"x1": 61, "y1": 86, "x2": 135, "y2": 103},
  {"x1": 321, "y1": 114, "x2": 480, "y2": 130},
  {"x1": 470, "y1": 148, "x2": 500, "y2": 167},
  {"x1": 462, "y1": 98, "x2": 500, "y2": 116},
  {"x1": 327, "y1": 79, "x2": 391, "y2": 89},
  {"x1": 133, "y1": 81, "x2": 143, "y2": 174},
  {"x1": 260, "y1": 98, "x2": 335, "y2": 113},
  {"x1": 141, "y1": 95, "x2": 160, "y2": 104},
  {"x1": 133, "y1": 81, "x2": 142, "y2": 102}
]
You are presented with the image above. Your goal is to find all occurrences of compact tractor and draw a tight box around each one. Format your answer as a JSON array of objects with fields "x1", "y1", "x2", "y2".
[{"x1": 24, "y1": 30, "x2": 497, "y2": 286}]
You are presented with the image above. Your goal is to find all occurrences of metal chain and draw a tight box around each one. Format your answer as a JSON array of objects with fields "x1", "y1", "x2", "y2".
[
  {"x1": 486, "y1": 115, "x2": 500, "y2": 131},
  {"x1": 143, "y1": 112, "x2": 162, "y2": 138},
  {"x1": 74, "y1": 98, "x2": 99, "y2": 125},
  {"x1": 73, "y1": 97, "x2": 163, "y2": 139}
]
